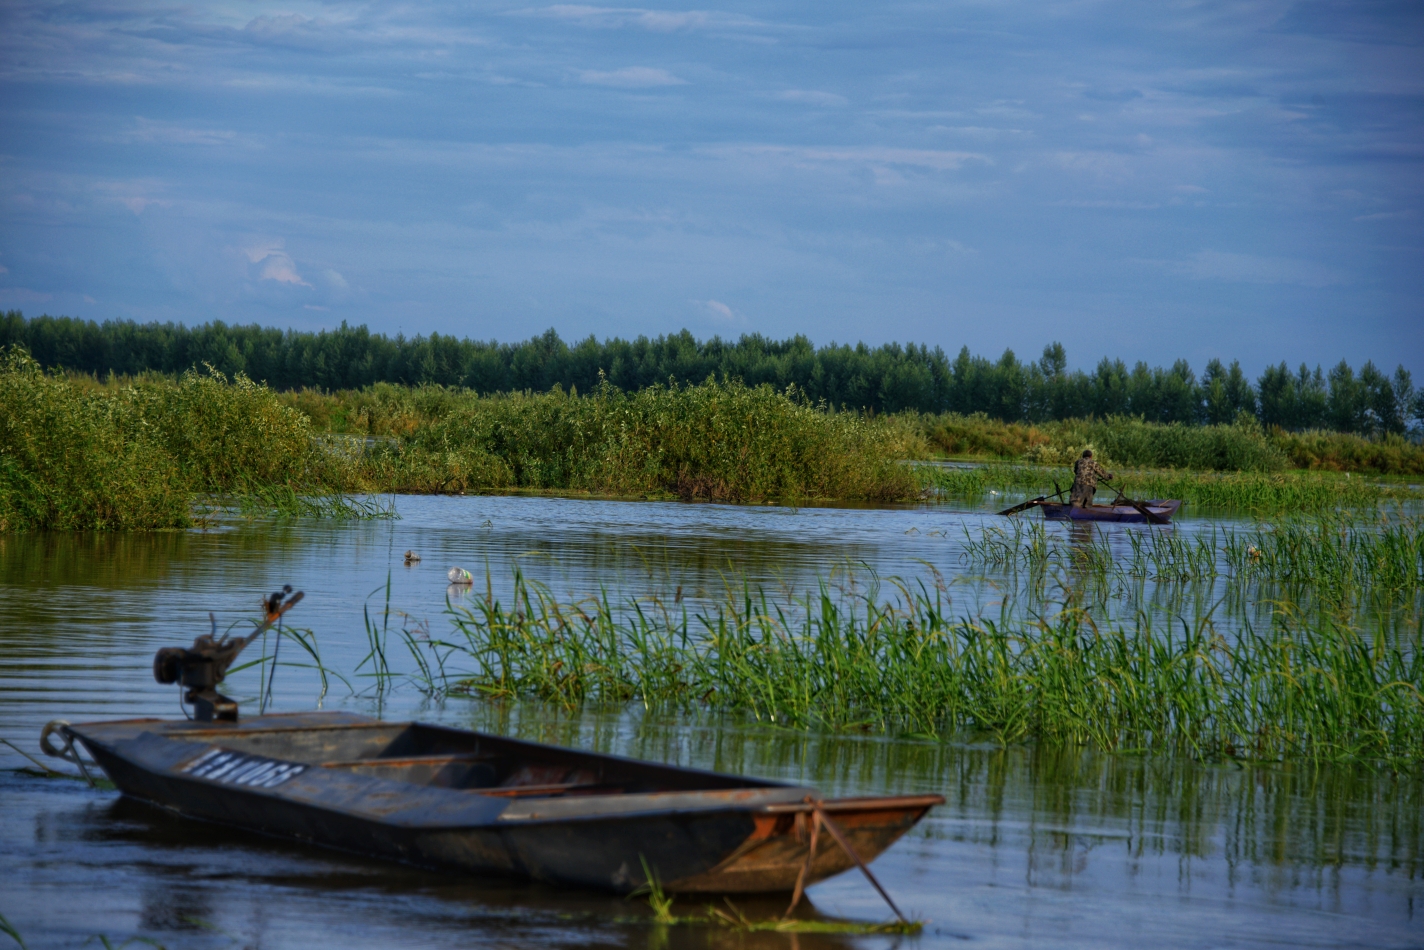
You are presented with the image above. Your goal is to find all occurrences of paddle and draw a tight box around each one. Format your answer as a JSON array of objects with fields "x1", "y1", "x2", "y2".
[
  {"x1": 997, "y1": 484, "x2": 1068, "y2": 516},
  {"x1": 1105, "y1": 483, "x2": 1168, "y2": 525}
]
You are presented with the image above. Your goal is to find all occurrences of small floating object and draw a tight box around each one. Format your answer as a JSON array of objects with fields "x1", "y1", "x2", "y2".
[
  {"x1": 404, "y1": 550, "x2": 421, "y2": 564},
  {"x1": 447, "y1": 566, "x2": 473, "y2": 584}
]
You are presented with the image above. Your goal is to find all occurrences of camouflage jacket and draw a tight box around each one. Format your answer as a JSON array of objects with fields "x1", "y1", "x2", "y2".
[{"x1": 1072, "y1": 457, "x2": 1113, "y2": 492}]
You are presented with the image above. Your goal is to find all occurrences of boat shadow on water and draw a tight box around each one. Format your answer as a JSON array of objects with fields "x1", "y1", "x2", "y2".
[{"x1": 63, "y1": 789, "x2": 883, "y2": 949}]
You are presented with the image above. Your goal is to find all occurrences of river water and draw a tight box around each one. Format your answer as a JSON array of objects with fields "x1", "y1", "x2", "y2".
[{"x1": 1, "y1": 495, "x2": 1420, "y2": 949}]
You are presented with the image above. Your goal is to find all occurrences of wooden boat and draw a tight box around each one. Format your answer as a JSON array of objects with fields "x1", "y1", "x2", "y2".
[
  {"x1": 51, "y1": 711, "x2": 942, "y2": 894},
  {"x1": 1039, "y1": 499, "x2": 1182, "y2": 523}
]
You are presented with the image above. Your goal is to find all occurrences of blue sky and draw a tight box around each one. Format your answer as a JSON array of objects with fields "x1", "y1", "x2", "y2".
[{"x1": 1, "y1": 1, "x2": 1420, "y2": 376}]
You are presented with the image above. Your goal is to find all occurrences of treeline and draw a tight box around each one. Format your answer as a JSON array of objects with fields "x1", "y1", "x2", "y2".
[{"x1": 4, "y1": 311, "x2": 1419, "y2": 435}]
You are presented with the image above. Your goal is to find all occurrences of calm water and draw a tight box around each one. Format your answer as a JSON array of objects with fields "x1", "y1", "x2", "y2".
[{"x1": 1, "y1": 496, "x2": 1421, "y2": 949}]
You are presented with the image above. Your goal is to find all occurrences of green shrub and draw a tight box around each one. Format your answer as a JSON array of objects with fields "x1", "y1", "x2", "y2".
[
  {"x1": 0, "y1": 348, "x2": 342, "y2": 530},
  {"x1": 361, "y1": 380, "x2": 924, "y2": 503},
  {"x1": 0, "y1": 349, "x2": 190, "y2": 529}
]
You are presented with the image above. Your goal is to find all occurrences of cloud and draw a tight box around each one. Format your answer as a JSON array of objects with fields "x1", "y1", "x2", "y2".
[
  {"x1": 696, "y1": 299, "x2": 746, "y2": 325},
  {"x1": 775, "y1": 90, "x2": 847, "y2": 108},
  {"x1": 244, "y1": 240, "x2": 312, "y2": 287},
  {"x1": 117, "y1": 196, "x2": 167, "y2": 215},
  {"x1": 1159, "y1": 250, "x2": 1348, "y2": 288},
  {"x1": 123, "y1": 118, "x2": 241, "y2": 147},
  {"x1": 525, "y1": 6, "x2": 754, "y2": 33},
  {"x1": 1353, "y1": 210, "x2": 1415, "y2": 222},
  {"x1": 731, "y1": 145, "x2": 989, "y2": 173},
  {"x1": 579, "y1": 67, "x2": 686, "y2": 88}
]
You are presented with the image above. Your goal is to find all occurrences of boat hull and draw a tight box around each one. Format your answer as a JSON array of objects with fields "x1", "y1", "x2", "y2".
[
  {"x1": 1040, "y1": 499, "x2": 1181, "y2": 523},
  {"x1": 67, "y1": 712, "x2": 940, "y2": 894}
]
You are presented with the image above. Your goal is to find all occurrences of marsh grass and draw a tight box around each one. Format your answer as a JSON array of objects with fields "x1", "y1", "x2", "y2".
[
  {"x1": 0, "y1": 347, "x2": 374, "y2": 530},
  {"x1": 1225, "y1": 512, "x2": 1424, "y2": 599},
  {"x1": 403, "y1": 568, "x2": 1424, "y2": 765},
  {"x1": 965, "y1": 512, "x2": 1424, "y2": 605},
  {"x1": 919, "y1": 412, "x2": 1424, "y2": 475},
  {"x1": 354, "y1": 378, "x2": 923, "y2": 504},
  {"x1": 918, "y1": 462, "x2": 1410, "y2": 512},
  {"x1": 224, "y1": 485, "x2": 396, "y2": 521}
]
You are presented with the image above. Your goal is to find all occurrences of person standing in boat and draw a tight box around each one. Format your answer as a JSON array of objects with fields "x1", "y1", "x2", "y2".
[{"x1": 1070, "y1": 450, "x2": 1113, "y2": 508}]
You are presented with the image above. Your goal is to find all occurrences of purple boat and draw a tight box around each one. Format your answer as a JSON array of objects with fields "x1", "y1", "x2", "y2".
[{"x1": 1040, "y1": 499, "x2": 1182, "y2": 524}]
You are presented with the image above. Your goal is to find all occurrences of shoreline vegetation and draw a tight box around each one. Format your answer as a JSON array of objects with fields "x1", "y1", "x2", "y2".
[
  {"x1": 4, "y1": 345, "x2": 1424, "y2": 530},
  {"x1": 347, "y1": 566, "x2": 1423, "y2": 766},
  {"x1": 5, "y1": 311, "x2": 1422, "y2": 436}
]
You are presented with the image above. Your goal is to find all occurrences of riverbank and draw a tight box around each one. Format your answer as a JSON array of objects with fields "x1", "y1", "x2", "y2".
[
  {"x1": 0, "y1": 349, "x2": 921, "y2": 530},
  {"x1": 5, "y1": 348, "x2": 1421, "y2": 531}
]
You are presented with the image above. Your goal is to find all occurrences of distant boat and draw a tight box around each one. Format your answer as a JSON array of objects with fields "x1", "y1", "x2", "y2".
[
  {"x1": 1040, "y1": 499, "x2": 1182, "y2": 524},
  {"x1": 53, "y1": 711, "x2": 942, "y2": 893}
]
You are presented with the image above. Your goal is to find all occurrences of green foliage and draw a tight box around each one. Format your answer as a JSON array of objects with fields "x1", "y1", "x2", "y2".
[
  {"x1": 916, "y1": 462, "x2": 1405, "y2": 512},
  {"x1": 430, "y1": 569, "x2": 1424, "y2": 765},
  {"x1": 6, "y1": 311, "x2": 1420, "y2": 434},
  {"x1": 964, "y1": 512, "x2": 1424, "y2": 605},
  {"x1": 0, "y1": 347, "x2": 346, "y2": 530},
  {"x1": 356, "y1": 380, "x2": 924, "y2": 503},
  {"x1": 0, "y1": 349, "x2": 190, "y2": 530},
  {"x1": 921, "y1": 412, "x2": 1424, "y2": 475}
]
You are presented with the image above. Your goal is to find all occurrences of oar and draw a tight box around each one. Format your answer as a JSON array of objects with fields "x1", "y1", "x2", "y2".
[
  {"x1": 1106, "y1": 484, "x2": 1168, "y2": 525},
  {"x1": 997, "y1": 496, "x2": 1045, "y2": 516},
  {"x1": 997, "y1": 484, "x2": 1068, "y2": 516}
]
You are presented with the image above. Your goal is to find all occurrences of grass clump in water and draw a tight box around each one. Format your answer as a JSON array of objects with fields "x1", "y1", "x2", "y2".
[{"x1": 428, "y1": 569, "x2": 1424, "y2": 766}]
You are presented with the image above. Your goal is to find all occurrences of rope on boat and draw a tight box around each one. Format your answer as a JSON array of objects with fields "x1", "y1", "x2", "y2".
[
  {"x1": 39, "y1": 720, "x2": 97, "y2": 787},
  {"x1": 784, "y1": 799, "x2": 908, "y2": 924}
]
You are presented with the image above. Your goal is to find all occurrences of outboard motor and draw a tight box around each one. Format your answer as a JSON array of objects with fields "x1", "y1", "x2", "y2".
[{"x1": 153, "y1": 586, "x2": 303, "y2": 722}]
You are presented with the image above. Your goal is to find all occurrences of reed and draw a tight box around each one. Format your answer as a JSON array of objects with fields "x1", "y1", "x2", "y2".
[
  {"x1": 354, "y1": 379, "x2": 924, "y2": 504},
  {"x1": 421, "y1": 569, "x2": 1424, "y2": 765},
  {"x1": 1224, "y1": 512, "x2": 1424, "y2": 599},
  {"x1": 918, "y1": 411, "x2": 1424, "y2": 475},
  {"x1": 962, "y1": 512, "x2": 1423, "y2": 603},
  {"x1": 917, "y1": 463, "x2": 1410, "y2": 512}
]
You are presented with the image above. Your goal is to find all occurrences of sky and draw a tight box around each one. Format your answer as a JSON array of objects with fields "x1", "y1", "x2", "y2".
[{"x1": 1, "y1": 1, "x2": 1421, "y2": 377}]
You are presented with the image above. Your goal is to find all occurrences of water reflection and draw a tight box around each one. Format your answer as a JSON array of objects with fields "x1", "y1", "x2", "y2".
[{"x1": 1, "y1": 495, "x2": 1421, "y2": 947}]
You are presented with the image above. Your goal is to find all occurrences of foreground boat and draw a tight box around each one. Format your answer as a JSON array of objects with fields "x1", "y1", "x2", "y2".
[
  {"x1": 51, "y1": 711, "x2": 940, "y2": 893},
  {"x1": 1040, "y1": 499, "x2": 1182, "y2": 523},
  {"x1": 41, "y1": 591, "x2": 938, "y2": 896}
]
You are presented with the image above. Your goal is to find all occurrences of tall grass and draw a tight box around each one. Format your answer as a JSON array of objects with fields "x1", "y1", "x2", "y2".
[
  {"x1": 918, "y1": 462, "x2": 1408, "y2": 512},
  {"x1": 352, "y1": 379, "x2": 924, "y2": 503},
  {"x1": 416, "y1": 570, "x2": 1424, "y2": 765},
  {"x1": 918, "y1": 411, "x2": 1424, "y2": 475},
  {"x1": 1225, "y1": 512, "x2": 1424, "y2": 599},
  {"x1": 963, "y1": 512, "x2": 1423, "y2": 602},
  {"x1": 0, "y1": 347, "x2": 365, "y2": 530},
  {"x1": 0, "y1": 349, "x2": 191, "y2": 529}
]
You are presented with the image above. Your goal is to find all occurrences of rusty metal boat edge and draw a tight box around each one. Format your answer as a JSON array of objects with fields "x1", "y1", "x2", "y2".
[{"x1": 59, "y1": 710, "x2": 943, "y2": 894}]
